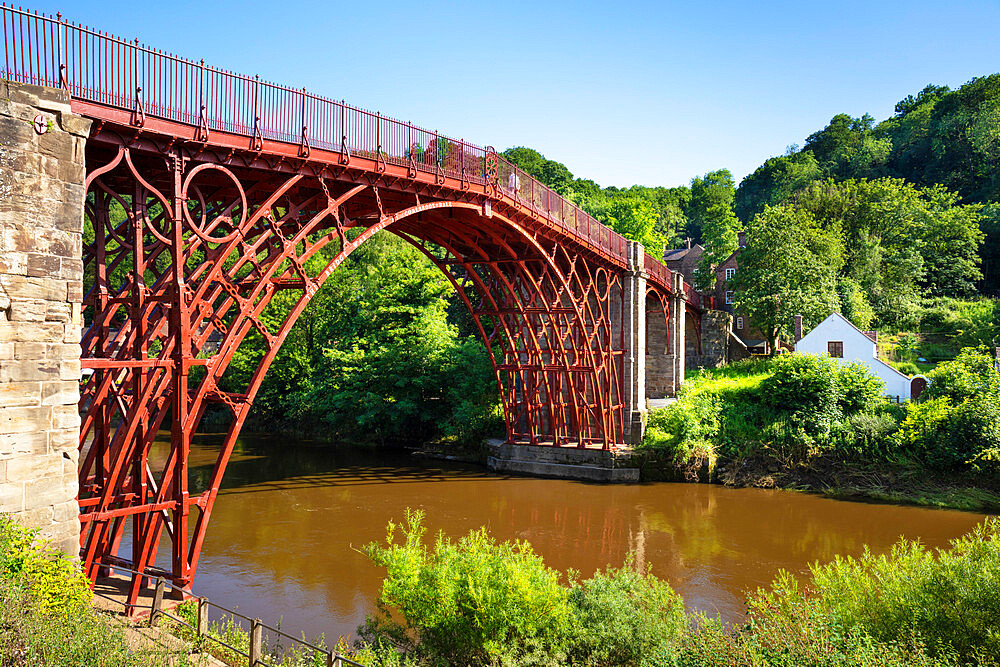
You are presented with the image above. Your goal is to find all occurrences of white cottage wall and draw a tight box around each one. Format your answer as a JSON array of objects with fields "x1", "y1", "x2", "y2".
[{"x1": 795, "y1": 313, "x2": 911, "y2": 400}]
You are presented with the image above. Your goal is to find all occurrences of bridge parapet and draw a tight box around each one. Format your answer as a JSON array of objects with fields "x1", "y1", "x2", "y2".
[{"x1": 0, "y1": 4, "x2": 697, "y2": 300}]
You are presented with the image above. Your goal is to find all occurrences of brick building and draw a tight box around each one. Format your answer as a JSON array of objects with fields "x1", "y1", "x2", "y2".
[{"x1": 664, "y1": 232, "x2": 770, "y2": 354}]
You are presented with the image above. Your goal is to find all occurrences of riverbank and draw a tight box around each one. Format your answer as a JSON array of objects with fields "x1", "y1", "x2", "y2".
[{"x1": 632, "y1": 449, "x2": 1000, "y2": 513}]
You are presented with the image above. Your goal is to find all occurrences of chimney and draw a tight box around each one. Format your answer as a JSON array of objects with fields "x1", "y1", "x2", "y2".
[
  {"x1": 794, "y1": 314, "x2": 803, "y2": 343},
  {"x1": 737, "y1": 230, "x2": 747, "y2": 248},
  {"x1": 686, "y1": 237, "x2": 692, "y2": 250}
]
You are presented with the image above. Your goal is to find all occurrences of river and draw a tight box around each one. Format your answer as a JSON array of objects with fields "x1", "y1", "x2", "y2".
[{"x1": 134, "y1": 433, "x2": 988, "y2": 644}]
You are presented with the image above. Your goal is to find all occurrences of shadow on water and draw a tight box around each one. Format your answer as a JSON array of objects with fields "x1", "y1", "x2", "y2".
[{"x1": 125, "y1": 433, "x2": 991, "y2": 644}]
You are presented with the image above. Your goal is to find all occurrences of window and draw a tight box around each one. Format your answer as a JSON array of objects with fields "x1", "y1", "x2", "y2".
[
  {"x1": 736, "y1": 317, "x2": 744, "y2": 330},
  {"x1": 725, "y1": 290, "x2": 734, "y2": 304},
  {"x1": 725, "y1": 268, "x2": 736, "y2": 281},
  {"x1": 828, "y1": 341, "x2": 844, "y2": 358}
]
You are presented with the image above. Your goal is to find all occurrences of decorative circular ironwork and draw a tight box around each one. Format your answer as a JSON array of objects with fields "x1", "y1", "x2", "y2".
[{"x1": 181, "y1": 163, "x2": 248, "y2": 244}]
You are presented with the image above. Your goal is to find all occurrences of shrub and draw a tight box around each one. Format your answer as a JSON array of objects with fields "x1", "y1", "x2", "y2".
[
  {"x1": 925, "y1": 347, "x2": 1000, "y2": 402},
  {"x1": 805, "y1": 519, "x2": 1000, "y2": 661},
  {"x1": 836, "y1": 361, "x2": 886, "y2": 413},
  {"x1": 760, "y1": 353, "x2": 840, "y2": 415},
  {"x1": 359, "y1": 510, "x2": 572, "y2": 665},
  {"x1": 892, "y1": 360, "x2": 920, "y2": 376},
  {"x1": 835, "y1": 410, "x2": 900, "y2": 459},
  {"x1": 568, "y1": 561, "x2": 687, "y2": 666},
  {"x1": 0, "y1": 515, "x2": 91, "y2": 613},
  {"x1": 0, "y1": 514, "x2": 180, "y2": 667},
  {"x1": 895, "y1": 393, "x2": 1000, "y2": 469},
  {"x1": 642, "y1": 391, "x2": 720, "y2": 462}
]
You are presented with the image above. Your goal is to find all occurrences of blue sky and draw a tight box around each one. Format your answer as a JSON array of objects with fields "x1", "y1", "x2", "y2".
[{"x1": 41, "y1": 0, "x2": 1000, "y2": 187}]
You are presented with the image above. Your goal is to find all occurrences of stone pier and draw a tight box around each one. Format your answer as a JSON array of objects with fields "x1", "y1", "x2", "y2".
[{"x1": 0, "y1": 80, "x2": 90, "y2": 556}]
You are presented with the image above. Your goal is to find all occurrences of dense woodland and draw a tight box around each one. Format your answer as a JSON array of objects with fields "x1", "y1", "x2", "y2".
[{"x1": 243, "y1": 74, "x2": 1000, "y2": 444}]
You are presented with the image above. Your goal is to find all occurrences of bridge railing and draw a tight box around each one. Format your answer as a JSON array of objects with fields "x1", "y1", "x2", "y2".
[{"x1": 1, "y1": 4, "x2": 681, "y2": 292}]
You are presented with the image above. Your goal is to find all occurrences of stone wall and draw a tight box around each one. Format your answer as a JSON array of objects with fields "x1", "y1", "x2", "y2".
[
  {"x1": 645, "y1": 305, "x2": 674, "y2": 398},
  {"x1": 687, "y1": 309, "x2": 733, "y2": 370},
  {"x1": 0, "y1": 80, "x2": 90, "y2": 556}
]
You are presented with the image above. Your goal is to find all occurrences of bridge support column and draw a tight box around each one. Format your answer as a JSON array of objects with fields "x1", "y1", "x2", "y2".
[
  {"x1": 668, "y1": 273, "x2": 688, "y2": 395},
  {"x1": 0, "y1": 81, "x2": 90, "y2": 556},
  {"x1": 622, "y1": 241, "x2": 646, "y2": 445}
]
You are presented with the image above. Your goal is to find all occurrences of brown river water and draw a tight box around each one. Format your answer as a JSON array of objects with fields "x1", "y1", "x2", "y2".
[{"x1": 127, "y1": 433, "x2": 989, "y2": 644}]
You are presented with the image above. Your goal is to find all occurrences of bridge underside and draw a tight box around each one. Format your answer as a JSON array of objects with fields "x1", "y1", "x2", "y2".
[{"x1": 76, "y1": 121, "x2": 695, "y2": 603}]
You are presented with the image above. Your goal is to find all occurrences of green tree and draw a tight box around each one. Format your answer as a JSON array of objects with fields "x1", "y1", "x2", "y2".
[
  {"x1": 603, "y1": 196, "x2": 668, "y2": 259},
  {"x1": 734, "y1": 150, "x2": 823, "y2": 221},
  {"x1": 694, "y1": 203, "x2": 740, "y2": 290},
  {"x1": 730, "y1": 205, "x2": 843, "y2": 350},
  {"x1": 686, "y1": 169, "x2": 736, "y2": 241}
]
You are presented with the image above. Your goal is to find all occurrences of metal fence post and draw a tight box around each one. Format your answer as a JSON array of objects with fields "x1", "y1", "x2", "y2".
[
  {"x1": 249, "y1": 618, "x2": 262, "y2": 667},
  {"x1": 149, "y1": 578, "x2": 165, "y2": 627},
  {"x1": 197, "y1": 596, "x2": 208, "y2": 636},
  {"x1": 56, "y1": 12, "x2": 66, "y2": 89}
]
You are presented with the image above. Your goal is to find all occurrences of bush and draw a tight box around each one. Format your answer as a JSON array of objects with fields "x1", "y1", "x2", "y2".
[
  {"x1": 359, "y1": 510, "x2": 573, "y2": 665},
  {"x1": 892, "y1": 360, "x2": 920, "y2": 376},
  {"x1": 0, "y1": 514, "x2": 181, "y2": 667},
  {"x1": 925, "y1": 347, "x2": 1000, "y2": 402},
  {"x1": 836, "y1": 361, "x2": 886, "y2": 413},
  {"x1": 835, "y1": 410, "x2": 900, "y2": 459},
  {"x1": 568, "y1": 562, "x2": 687, "y2": 666},
  {"x1": 0, "y1": 515, "x2": 91, "y2": 613},
  {"x1": 805, "y1": 519, "x2": 1000, "y2": 661},
  {"x1": 643, "y1": 391, "x2": 720, "y2": 462}
]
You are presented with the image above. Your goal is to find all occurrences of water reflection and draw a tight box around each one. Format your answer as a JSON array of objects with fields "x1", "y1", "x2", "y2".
[{"x1": 128, "y1": 434, "x2": 990, "y2": 642}]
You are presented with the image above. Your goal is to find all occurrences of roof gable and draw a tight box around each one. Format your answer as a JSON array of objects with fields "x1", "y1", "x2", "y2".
[{"x1": 797, "y1": 312, "x2": 876, "y2": 348}]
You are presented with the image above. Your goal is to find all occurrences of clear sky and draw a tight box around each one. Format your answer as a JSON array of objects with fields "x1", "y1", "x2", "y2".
[{"x1": 34, "y1": 0, "x2": 1000, "y2": 188}]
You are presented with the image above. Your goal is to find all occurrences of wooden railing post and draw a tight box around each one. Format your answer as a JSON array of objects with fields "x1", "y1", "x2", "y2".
[
  {"x1": 149, "y1": 578, "x2": 165, "y2": 627},
  {"x1": 197, "y1": 597, "x2": 208, "y2": 636},
  {"x1": 249, "y1": 618, "x2": 262, "y2": 666}
]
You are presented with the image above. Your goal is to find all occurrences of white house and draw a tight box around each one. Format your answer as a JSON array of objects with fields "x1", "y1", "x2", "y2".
[{"x1": 794, "y1": 312, "x2": 912, "y2": 401}]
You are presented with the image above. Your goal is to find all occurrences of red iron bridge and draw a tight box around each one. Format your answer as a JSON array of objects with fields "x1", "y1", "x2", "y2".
[{"x1": 1, "y1": 5, "x2": 701, "y2": 608}]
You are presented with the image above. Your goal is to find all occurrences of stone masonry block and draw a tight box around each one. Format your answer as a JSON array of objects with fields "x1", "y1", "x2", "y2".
[
  {"x1": 0, "y1": 274, "x2": 68, "y2": 302},
  {"x1": 0, "y1": 405, "x2": 52, "y2": 434},
  {"x1": 47, "y1": 427, "x2": 77, "y2": 455},
  {"x1": 0, "y1": 381, "x2": 41, "y2": 407},
  {"x1": 50, "y1": 404, "x2": 80, "y2": 430},
  {"x1": 22, "y1": 472, "x2": 76, "y2": 512},
  {"x1": 0, "y1": 481, "x2": 25, "y2": 512},
  {"x1": 59, "y1": 357, "x2": 80, "y2": 381},
  {"x1": 41, "y1": 380, "x2": 77, "y2": 406},
  {"x1": 6, "y1": 452, "x2": 63, "y2": 481},
  {"x1": 0, "y1": 321, "x2": 65, "y2": 343},
  {"x1": 57, "y1": 111, "x2": 92, "y2": 138},
  {"x1": 0, "y1": 359, "x2": 61, "y2": 382},
  {"x1": 0, "y1": 431, "x2": 48, "y2": 458},
  {"x1": 14, "y1": 342, "x2": 46, "y2": 360},
  {"x1": 26, "y1": 253, "x2": 62, "y2": 278}
]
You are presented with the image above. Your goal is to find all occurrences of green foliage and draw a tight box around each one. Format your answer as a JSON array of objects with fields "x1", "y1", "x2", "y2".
[
  {"x1": 223, "y1": 233, "x2": 501, "y2": 446},
  {"x1": 837, "y1": 277, "x2": 875, "y2": 330},
  {"x1": 730, "y1": 206, "x2": 842, "y2": 349},
  {"x1": 357, "y1": 513, "x2": 1000, "y2": 666},
  {"x1": 360, "y1": 510, "x2": 572, "y2": 665},
  {"x1": 644, "y1": 355, "x2": 902, "y2": 463},
  {"x1": 567, "y1": 562, "x2": 687, "y2": 666},
  {"x1": 0, "y1": 515, "x2": 182, "y2": 666},
  {"x1": 0, "y1": 515, "x2": 91, "y2": 613},
  {"x1": 734, "y1": 149, "x2": 823, "y2": 222},
  {"x1": 893, "y1": 349, "x2": 1000, "y2": 469},
  {"x1": 687, "y1": 169, "x2": 736, "y2": 242},
  {"x1": 837, "y1": 361, "x2": 886, "y2": 413},
  {"x1": 601, "y1": 195, "x2": 668, "y2": 258},
  {"x1": 925, "y1": 347, "x2": 1000, "y2": 401},
  {"x1": 805, "y1": 519, "x2": 1000, "y2": 661}
]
